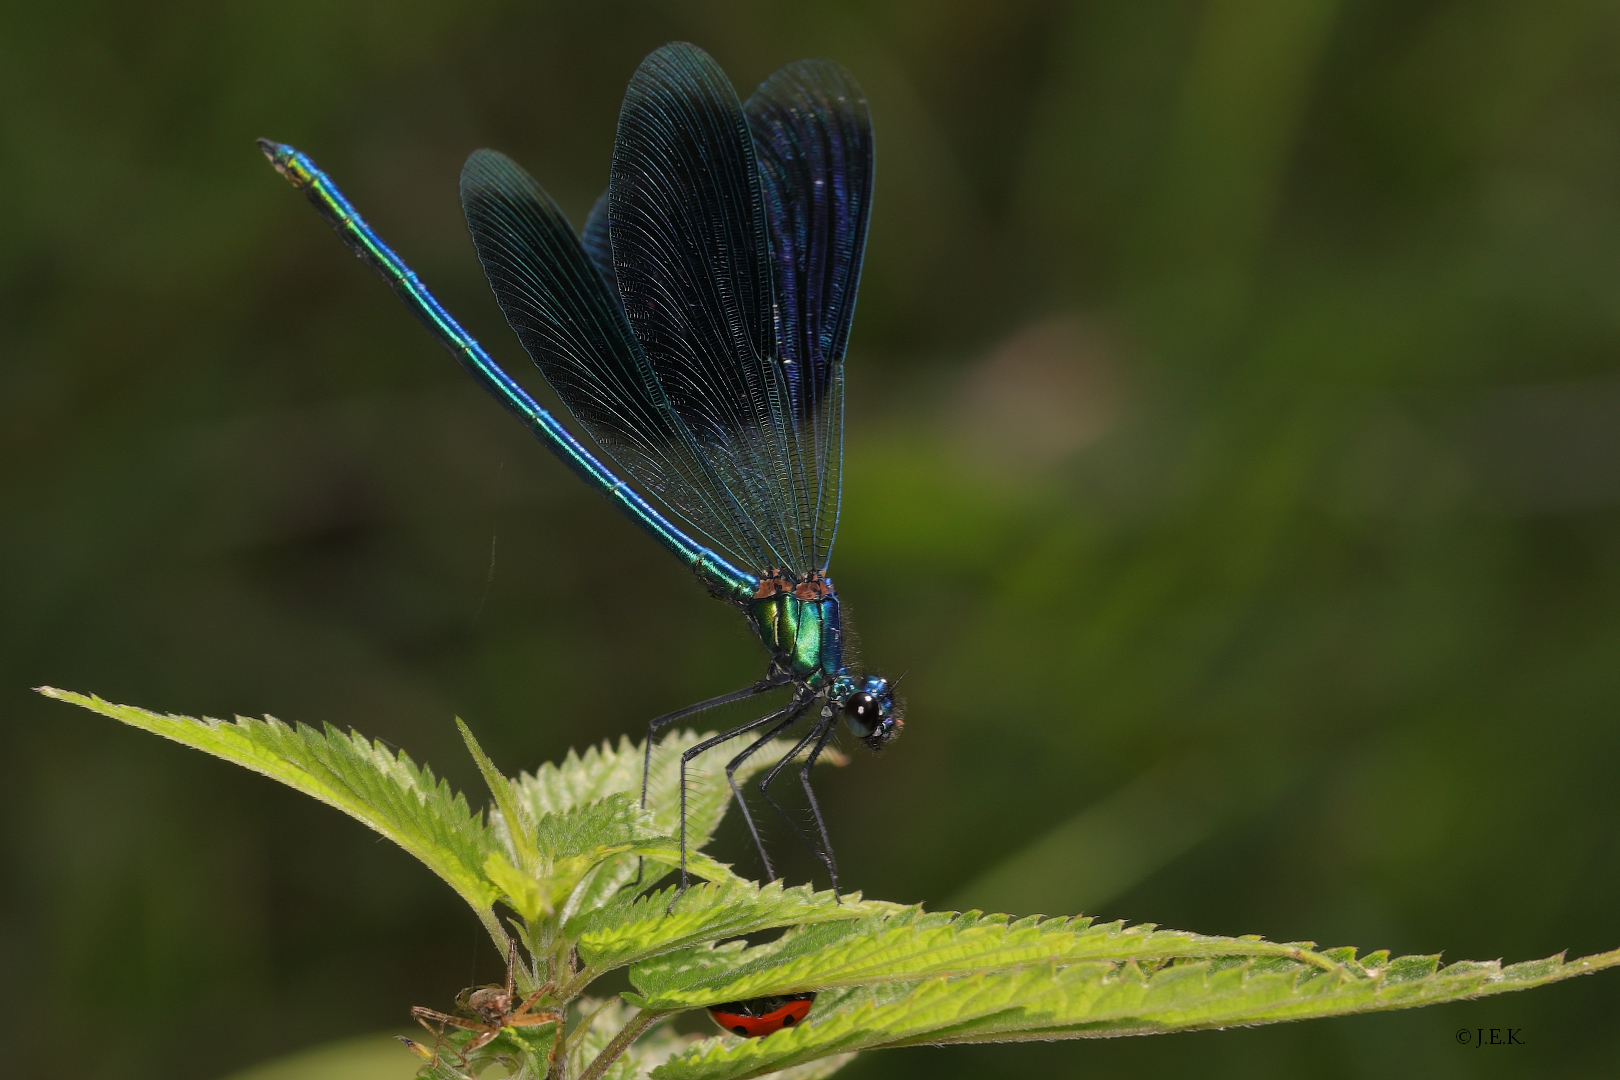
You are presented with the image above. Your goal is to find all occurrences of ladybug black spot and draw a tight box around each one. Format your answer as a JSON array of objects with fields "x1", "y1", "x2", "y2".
[
  {"x1": 733, "y1": 1026, "x2": 748, "y2": 1036},
  {"x1": 783, "y1": 1014, "x2": 796, "y2": 1026}
]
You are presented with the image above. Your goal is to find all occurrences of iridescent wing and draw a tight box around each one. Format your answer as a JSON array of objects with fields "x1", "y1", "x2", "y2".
[
  {"x1": 606, "y1": 43, "x2": 808, "y2": 573},
  {"x1": 579, "y1": 191, "x2": 620, "y2": 308},
  {"x1": 462, "y1": 44, "x2": 873, "y2": 580},
  {"x1": 745, "y1": 59, "x2": 874, "y2": 571},
  {"x1": 459, "y1": 149, "x2": 764, "y2": 569}
]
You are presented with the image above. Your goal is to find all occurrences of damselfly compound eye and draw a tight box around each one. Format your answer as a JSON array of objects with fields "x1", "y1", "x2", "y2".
[{"x1": 843, "y1": 692, "x2": 880, "y2": 737}]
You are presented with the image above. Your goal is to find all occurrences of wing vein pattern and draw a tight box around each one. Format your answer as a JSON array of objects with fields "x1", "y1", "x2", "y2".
[{"x1": 461, "y1": 43, "x2": 873, "y2": 580}]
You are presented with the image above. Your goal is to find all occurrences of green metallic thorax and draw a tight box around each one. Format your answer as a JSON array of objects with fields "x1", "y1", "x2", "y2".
[{"x1": 748, "y1": 576, "x2": 844, "y2": 685}]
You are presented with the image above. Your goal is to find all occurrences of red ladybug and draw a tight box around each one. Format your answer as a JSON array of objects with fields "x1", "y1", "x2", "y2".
[{"x1": 706, "y1": 992, "x2": 816, "y2": 1038}]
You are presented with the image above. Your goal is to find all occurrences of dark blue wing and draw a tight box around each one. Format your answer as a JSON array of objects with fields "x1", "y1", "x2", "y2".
[
  {"x1": 608, "y1": 43, "x2": 812, "y2": 574},
  {"x1": 459, "y1": 149, "x2": 764, "y2": 571},
  {"x1": 579, "y1": 190, "x2": 620, "y2": 305},
  {"x1": 463, "y1": 44, "x2": 874, "y2": 581},
  {"x1": 745, "y1": 59, "x2": 874, "y2": 571}
]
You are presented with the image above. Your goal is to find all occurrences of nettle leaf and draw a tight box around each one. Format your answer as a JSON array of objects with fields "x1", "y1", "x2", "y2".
[
  {"x1": 534, "y1": 792, "x2": 664, "y2": 861},
  {"x1": 747, "y1": 1055, "x2": 858, "y2": 1080},
  {"x1": 519, "y1": 730, "x2": 845, "y2": 925},
  {"x1": 563, "y1": 998, "x2": 855, "y2": 1080},
  {"x1": 627, "y1": 909, "x2": 1340, "y2": 1009},
  {"x1": 459, "y1": 718, "x2": 539, "y2": 871},
  {"x1": 628, "y1": 841, "x2": 748, "y2": 892},
  {"x1": 517, "y1": 729, "x2": 841, "y2": 849},
  {"x1": 565, "y1": 999, "x2": 694, "y2": 1080},
  {"x1": 46, "y1": 688, "x2": 1620, "y2": 1080},
  {"x1": 401, "y1": 1042, "x2": 478, "y2": 1080},
  {"x1": 575, "y1": 880, "x2": 905, "y2": 974},
  {"x1": 483, "y1": 851, "x2": 550, "y2": 923},
  {"x1": 42, "y1": 689, "x2": 498, "y2": 913},
  {"x1": 490, "y1": 793, "x2": 743, "y2": 922},
  {"x1": 652, "y1": 948, "x2": 1620, "y2": 1080},
  {"x1": 565, "y1": 853, "x2": 652, "y2": 929},
  {"x1": 519, "y1": 736, "x2": 649, "y2": 818},
  {"x1": 413, "y1": 1014, "x2": 560, "y2": 1080}
]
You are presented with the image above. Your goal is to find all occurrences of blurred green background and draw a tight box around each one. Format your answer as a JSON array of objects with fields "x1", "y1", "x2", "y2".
[{"x1": 5, "y1": 0, "x2": 1620, "y2": 1077}]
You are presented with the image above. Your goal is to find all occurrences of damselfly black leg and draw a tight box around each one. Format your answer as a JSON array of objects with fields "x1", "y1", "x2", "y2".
[
  {"x1": 758, "y1": 713, "x2": 842, "y2": 896},
  {"x1": 634, "y1": 675, "x2": 789, "y2": 886},
  {"x1": 798, "y1": 719, "x2": 843, "y2": 898},
  {"x1": 671, "y1": 693, "x2": 809, "y2": 910},
  {"x1": 722, "y1": 692, "x2": 818, "y2": 882},
  {"x1": 640, "y1": 676, "x2": 788, "y2": 811}
]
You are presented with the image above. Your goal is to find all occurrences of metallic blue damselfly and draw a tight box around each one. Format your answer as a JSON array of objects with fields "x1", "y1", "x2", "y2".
[{"x1": 260, "y1": 42, "x2": 899, "y2": 902}]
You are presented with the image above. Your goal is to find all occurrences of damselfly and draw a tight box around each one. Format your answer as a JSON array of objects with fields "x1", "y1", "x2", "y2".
[{"x1": 260, "y1": 42, "x2": 898, "y2": 901}]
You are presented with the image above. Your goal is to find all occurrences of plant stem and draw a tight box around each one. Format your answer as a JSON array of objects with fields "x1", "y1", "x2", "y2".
[
  {"x1": 478, "y1": 910, "x2": 513, "y2": 975},
  {"x1": 574, "y1": 1008, "x2": 667, "y2": 1080},
  {"x1": 555, "y1": 965, "x2": 599, "y2": 1003}
]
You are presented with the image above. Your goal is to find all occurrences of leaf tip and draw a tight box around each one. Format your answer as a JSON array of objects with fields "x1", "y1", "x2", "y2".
[
  {"x1": 397, "y1": 1037, "x2": 436, "y2": 1062},
  {"x1": 455, "y1": 716, "x2": 485, "y2": 756}
]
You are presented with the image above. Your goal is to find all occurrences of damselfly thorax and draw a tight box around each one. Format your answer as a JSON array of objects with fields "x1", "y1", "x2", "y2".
[{"x1": 750, "y1": 569, "x2": 843, "y2": 685}]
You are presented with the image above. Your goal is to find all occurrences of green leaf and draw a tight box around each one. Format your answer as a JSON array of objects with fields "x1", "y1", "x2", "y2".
[
  {"x1": 628, "y1": 908, "x2": 1340, "y2": 1009},
  {"x1": 459, "y1": 718, "x2": 539, "y2": 872},
  {"x1": 516, "y1": 735, "x2": 647, "y2": 816},
  {"x1": 410, "y1": 1015, "x2": 560, "y2": 1080},
  {"x1": 563, "y1": 999, "x2": 856, "y2": 1080},
  {"x1": 49, "y1": 687, "x2": 1618, "y2": 1080},
  {"x1": 483, "y1": 851, "x2": 548, "y2": 923},
  {"x1": 651, "y1": 947, "x2": 1620, "y2": 1080},
  {"x1": 41, "y1": 688, "x2": 499, "y2": 914},
  {"x1": 625, "y1": 841, "x2": 747, "y2": 892},
  {"x1": 534, "y1": 793, "x2": 663, "y2": 861},
  {"x1": 401, "y1": 1039, "x2": 477, "y2": 1080},
  {"x1": 575, "y1": 880, "x2": 905, "y2": 974},
  {"x1": 530, "y1": 794, "x2": 662, "y2": 921},
  {"x1": 493, "y1": 794, "x2": 741, "y2": 922},
  {"x1": 750, "y1": 1056, "x2": 858, "y2": 1080},
  {"x1": 517, "y1": 730, "x2": 841, "y2": 854},
  {"x1": 565, "y1": 999, "x2": 692, "y2": 1080},
  {"x1": 517, "y1": 730, "x2": 844, "y2": 924}
]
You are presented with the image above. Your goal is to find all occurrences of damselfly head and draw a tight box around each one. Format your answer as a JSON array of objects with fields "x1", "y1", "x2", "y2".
[{"x1": 839, "y1": 674, "x2": 902, "y2": 751}]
